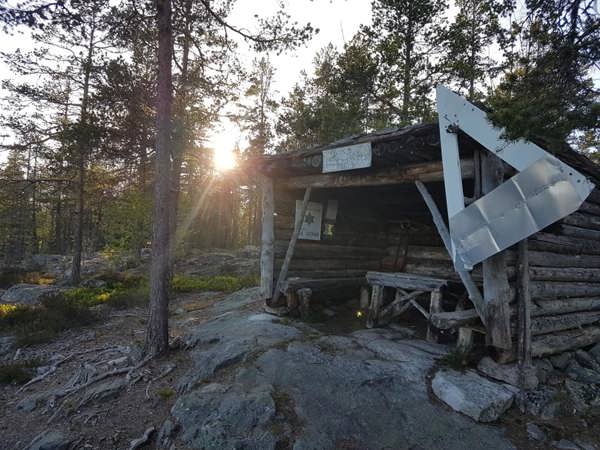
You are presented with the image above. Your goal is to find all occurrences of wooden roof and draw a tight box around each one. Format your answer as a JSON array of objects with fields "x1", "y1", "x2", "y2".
[{"x1": 251, "y1": 122, "x2": 600, "y2": 185}]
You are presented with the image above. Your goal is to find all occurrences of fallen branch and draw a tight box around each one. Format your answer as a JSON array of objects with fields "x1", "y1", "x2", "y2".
[
  {"x1": 128, "y1": 427, "x2": 155, "y2": 450},
  {"x1": 145, "y1": 364, "x2": 176, "y2": 400}
]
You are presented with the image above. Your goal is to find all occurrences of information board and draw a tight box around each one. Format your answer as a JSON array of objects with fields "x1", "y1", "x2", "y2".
[{"x1": 322, "y1": 142, "x2": 372, "y2": 173}]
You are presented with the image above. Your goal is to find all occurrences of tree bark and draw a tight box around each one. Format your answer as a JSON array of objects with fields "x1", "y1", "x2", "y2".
[{"x1": 144, "y1": 0, "x2": 173, "y2": 357}]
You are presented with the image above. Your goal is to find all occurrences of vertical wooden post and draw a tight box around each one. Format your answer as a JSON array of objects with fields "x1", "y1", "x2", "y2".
[
  {"x1": 360, "y1": 286, "x2": 370, "y2": 309},
  {"x1": 427, "y1": 289, "x2": 443, "y2": 342},
  {"x1": 481, "y1": 152, "x2": 512, "y2": 350},
  {"x1": 297, "y1": 288, "x2": 312, "y2": 319},
  {"x1": 271, "y1": 186, "x2": 312, "y2": 306},
  {"x1": 260, "y1": 176, "x2": 274, "y2": 302},
  {"x1": 457, "y1": 328, "x2": 473, "y2": 352},
  {"x1": 366, "y1": 285, "x2": 383, "y2": 328},
  {"x1": 517, "y1": 239, "x2": 532, "y2": 365}
]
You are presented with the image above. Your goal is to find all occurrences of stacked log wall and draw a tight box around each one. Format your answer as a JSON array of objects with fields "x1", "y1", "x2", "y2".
[
  {"x1": 272, "y1": 188, "x2": 388, "y2": 282},
  {"x1": 521, "y1": 190, "x2": 600, "y2": 357}
]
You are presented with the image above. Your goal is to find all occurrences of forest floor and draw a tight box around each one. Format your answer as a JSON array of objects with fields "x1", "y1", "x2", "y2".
[{"x1": 0, "y1": 252, "x2": 599, "y2": 449}]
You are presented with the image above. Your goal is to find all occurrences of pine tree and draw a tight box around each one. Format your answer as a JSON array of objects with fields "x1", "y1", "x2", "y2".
[{"x1": 488, "y1": 0, "x2": 599, "y2": 148}]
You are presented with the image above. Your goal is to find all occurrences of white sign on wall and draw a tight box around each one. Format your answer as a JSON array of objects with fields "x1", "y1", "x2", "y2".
[
  {"x1": 296, "y1": 200, "x2": 323, "y2": 241},
  {"x1": 322, "y1": 142, "x2": 372, "y2": 173}
]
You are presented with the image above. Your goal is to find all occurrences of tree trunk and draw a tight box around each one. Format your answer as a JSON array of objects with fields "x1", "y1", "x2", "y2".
[
  {"x1": 144, "y1": 0, "x2": 173, "y2": 357},
  {"x1": 71, "y1": 19, "x2": 96, "y2": 285}
]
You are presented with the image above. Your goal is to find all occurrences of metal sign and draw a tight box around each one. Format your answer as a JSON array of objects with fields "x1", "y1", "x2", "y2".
[
  {"x1": 436, "y1": 85, "x2": 595, "y2": 270},
  {"x1": 296, "y1": 200, "x2": 322, "y2": 240},
  {"x1": 322, "y1": 142, "x2": 372, "y2": 173}
]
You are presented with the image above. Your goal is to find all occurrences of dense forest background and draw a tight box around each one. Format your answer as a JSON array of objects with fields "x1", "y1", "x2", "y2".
[{"x1": 0, "y1": 0, "x2": 598, "y2": 268}]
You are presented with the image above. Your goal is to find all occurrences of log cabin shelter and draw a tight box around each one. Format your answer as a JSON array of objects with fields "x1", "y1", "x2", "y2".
[{"x1": 252, "y1": 86, "x2": 600, "y2": 362}]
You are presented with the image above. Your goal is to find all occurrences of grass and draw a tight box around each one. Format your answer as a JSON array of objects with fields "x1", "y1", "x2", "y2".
[
  {"x1": 170, "y1": 274, "x2": 258, "y2": 294},
  {"x1": 0, "y1": 359, "x2": 44, "y2": 385}
]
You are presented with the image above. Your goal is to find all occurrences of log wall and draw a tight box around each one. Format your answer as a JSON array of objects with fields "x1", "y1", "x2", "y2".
[
  {"x1": 272, "y1": 180, "x2": 600, "y2": 357},
  {"x1": 522, "y1": 190, "x2": 600, "y2": 357}
]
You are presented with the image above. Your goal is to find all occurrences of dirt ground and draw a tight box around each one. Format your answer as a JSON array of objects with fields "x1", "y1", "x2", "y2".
[{"x1": 0, "y1": 291, "x2": 234, "y2": 450}]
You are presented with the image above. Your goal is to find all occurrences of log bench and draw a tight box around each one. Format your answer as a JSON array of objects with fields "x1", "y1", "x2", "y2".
[
  {"x1": 280, "y1": 276, "x2": 367, "y2": 317},
  {"x1": 365, "y1": 271, "x2": 449, "y2": 341}
]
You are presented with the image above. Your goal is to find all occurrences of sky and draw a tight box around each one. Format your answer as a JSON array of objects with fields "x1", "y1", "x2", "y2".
[
  {"x1": 207, "y1": 0, "x2": 373, "y2": 154},
  {"x1": 0, "y1": 0, "x2": 372, "y2": 161}
]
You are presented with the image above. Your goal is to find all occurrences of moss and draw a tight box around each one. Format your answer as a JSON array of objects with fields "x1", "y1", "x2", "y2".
[
  {"x1": 170, "y1": 274, "x2": 258, "y2": 294},
  {"x1": 156, "y1": 387, "x2": 176, "y2": 399}
]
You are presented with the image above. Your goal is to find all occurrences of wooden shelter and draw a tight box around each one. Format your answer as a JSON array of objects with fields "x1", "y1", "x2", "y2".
[{"x1": 253, "y1": 122, "x2": 600, "y2": 361}]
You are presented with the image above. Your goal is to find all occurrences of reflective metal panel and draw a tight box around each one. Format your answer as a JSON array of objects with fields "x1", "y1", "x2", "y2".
[{"x1": 450, "y1": 157, "x2": 593, "y2": 268}]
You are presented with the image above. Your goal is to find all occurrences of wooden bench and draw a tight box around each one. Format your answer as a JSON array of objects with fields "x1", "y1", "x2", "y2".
[
  {"x1": 365, "y1": 271, "x2": 448, "y2": 341},
  {"x1": 280, "y1": 276, "x2": 367, "y2": 318}
]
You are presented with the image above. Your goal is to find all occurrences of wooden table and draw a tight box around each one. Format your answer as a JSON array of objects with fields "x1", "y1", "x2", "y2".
[{"x1": 365, "y1": 271, "x2": 448, "y2": 341}]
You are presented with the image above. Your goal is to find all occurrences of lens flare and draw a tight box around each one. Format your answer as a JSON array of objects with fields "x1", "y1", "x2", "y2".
[{"x1": 213, "y1": 147, "x2": 237, "y2": 172}]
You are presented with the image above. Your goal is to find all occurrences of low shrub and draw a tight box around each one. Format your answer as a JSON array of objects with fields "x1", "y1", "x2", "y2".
[
  {"x1": 170, "y1": 274, "x2": 258, "y2": 294},
  {"x1": 0, "y1": 359, "x2": 44, "y2": 385},
  {"x1": 0, "y1": 295, "x2": 97, "y2": 346},
  {"x1": 0, "y1": 269, "x2": 54, "y2": 288},
  {"x1": 64, "y1": 273, "x2": 148, "y2": 309}
]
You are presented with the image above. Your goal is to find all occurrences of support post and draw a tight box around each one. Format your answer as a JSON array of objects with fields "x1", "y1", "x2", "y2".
[
  {"x1": 360, "y1": 286, "x2": 370, "y2": 309},
  {"x1": 260, "y1": 176, "x2": 274, "y2": 301},
  {"x1": 414, "y1": 180, "x2": 486, "y2": 324},
  {"x1": 297, "y1": 288, "x2": 312, "y2": 319},
  {"x1": 481, "y1": 152, "x2": 512, "y2": 350},
  {"x1": 271, "y1": 186, "x2": 312, "y2": 306},
  {"x1": 427, "y1": 289, "x2": 443, "y2": 342},
  {"x1": 457, "y1": 328, "x2": 473, "y2": 352},
  {"x1": 366, "y1": 285, "x2": 383, "y2": 328},
  {"x1": 517, "y1": 239, "x2": 532, "y2": 365}
]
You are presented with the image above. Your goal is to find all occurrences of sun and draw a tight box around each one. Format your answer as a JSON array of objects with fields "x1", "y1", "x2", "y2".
[{"x1": 213, "y1": 147, "x2": 237, "y2": 172}]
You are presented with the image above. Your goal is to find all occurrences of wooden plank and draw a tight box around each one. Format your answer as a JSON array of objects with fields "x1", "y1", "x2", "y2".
[
  {"x1": 271, "y1": 186, "x2": 312, "y2": 306},
  {"x1": 579, "y1": 201, "x2": 600, "y2": 217},
  {"x1": 260, "y1": 177, "x2": 275, "y2": 300},
  {"x1": 531, "y1": 311, "x2": 600, "y2": 335},
  {"x1": 530, "y1": 266, "x2": 600, "y2": 282},
  {"x1": 530, "y1": 282, "x2": 600, "y2": 300},
  {"x1": 529, "y1": 297, "x2": 600, "y2": 317},
  {"x1": 528, "y1": 251, "x2": 600, "y2": 268},
  {"x1": 273, "y1": 241, "x2": 387, "y2": 259},
  {"x1": 366, "y1": 271, "x2": 447, "y2": 290},
  {"x1": 562, "y1": 212, "x2": 600, "y2": 230},
  {"x1": 280, "y1": 277, "x2": 366, "y2": 295},
  {"x1": 558, "y1": 224, "x2": 600, "y2": 241},
  {"x1": 517, "y1": 240, "x2": 532, "y2": 366},
  {"x1": 275, "y1": 259, "x2": 381, "y2": 271},
  {"x1": 378, "y1": 290, "x2": 424, "y2": 324},
  {"x1": 414, "y1": 180, "x2": 486, "y2": 324},
  {"x1": 532, "y1": 325, "x2": 600, "y2": 357},
  {"x1": 286, "y1": 269, "x2": 368, "y2": 279},
  {"x1": 430, "y1": 309, "x2": 480, "y2": 330},
  {"x1": 530, "y1": 232, "x2": 600, "y2": 255},
  {"x1": 481, "y1": 152, "x2": 512, "y2": 350},
  {"x1": 280, "y1": 159, "x2": 475, "y2": 189}
]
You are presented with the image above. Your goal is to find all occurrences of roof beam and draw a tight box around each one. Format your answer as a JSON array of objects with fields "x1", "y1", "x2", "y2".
[{"x1": 278, "y1": 159, "x2": 474, "y2": 190}]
